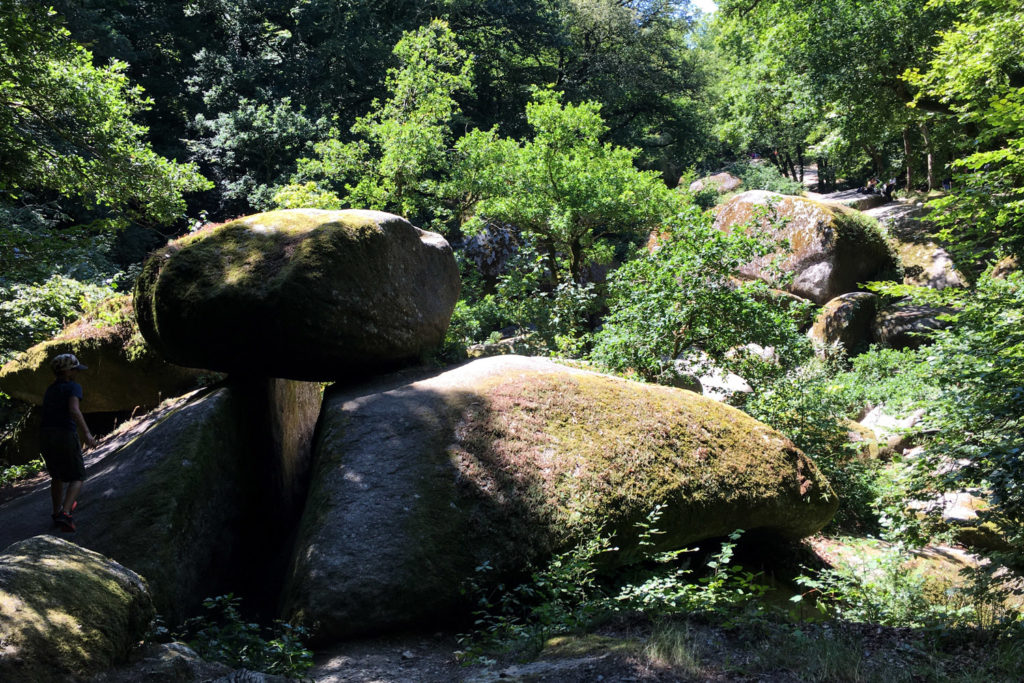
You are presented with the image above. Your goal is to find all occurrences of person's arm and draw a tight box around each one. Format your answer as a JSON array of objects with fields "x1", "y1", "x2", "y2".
[{"x1": 68, "y1": 396, "x2": 98, "y2": 448}]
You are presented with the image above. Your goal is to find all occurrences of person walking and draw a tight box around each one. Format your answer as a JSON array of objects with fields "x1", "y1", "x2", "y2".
[{"x1": 40, "y1": 353, "x2": 97, "y2": 532}]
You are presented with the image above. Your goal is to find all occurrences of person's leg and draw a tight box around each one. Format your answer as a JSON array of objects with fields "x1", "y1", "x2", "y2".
[
  {"x1": 61, "y1": 480, "x2": 82, "y2": 513},
  {"x1": 50, "y1": 478, "x2": 64, "y2": 516}
]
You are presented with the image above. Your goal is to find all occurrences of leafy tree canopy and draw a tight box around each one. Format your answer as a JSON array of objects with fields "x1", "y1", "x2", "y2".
[{"x1": 0, "y1": 3, "x2": 210, "y2": 227}]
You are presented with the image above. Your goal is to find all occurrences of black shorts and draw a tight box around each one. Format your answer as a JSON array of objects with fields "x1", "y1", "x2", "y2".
[{"x1": 40, "y1": 430, "x2": 86, "y2": 482}]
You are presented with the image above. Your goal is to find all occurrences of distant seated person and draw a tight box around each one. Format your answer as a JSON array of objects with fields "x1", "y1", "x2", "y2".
[
  {"x1": 858, "y1": 177, "x2": 879, "y2": 194},
  {"x1": 881, "y1": 177, "x2": 898, "y2": 200}
]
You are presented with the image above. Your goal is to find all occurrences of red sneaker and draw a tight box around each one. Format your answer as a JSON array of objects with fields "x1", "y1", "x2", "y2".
[{"x1": 56, "y1": 511, "x2": 75, "y2": 532}]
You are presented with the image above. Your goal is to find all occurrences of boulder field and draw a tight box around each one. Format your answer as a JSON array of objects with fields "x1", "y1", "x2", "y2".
[
  {"x1": 282, "y1": 356, "x2": 837, "y2": 641},
  {"x1": 714, "y1": 191, "x2": 901, "y2": 305},
  {"x1": 0, "y1": 206, "x2": 848, "y2": 674},
  {"x1": 133, "y1": 209, "x2": 460, "y2": 380}
]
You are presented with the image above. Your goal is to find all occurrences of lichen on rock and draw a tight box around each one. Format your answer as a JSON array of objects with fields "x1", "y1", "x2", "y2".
[{"x1": 714, "y1": 191, "x2": 902, "y2": 304}]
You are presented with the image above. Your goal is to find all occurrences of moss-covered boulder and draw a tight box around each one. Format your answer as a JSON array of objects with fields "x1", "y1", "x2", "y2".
[
  {"x1": 688, "y1": 172, "x2": 742, "y2": 194},
  {"x1": 0, "y1": 296, "x2": 211, "y2": 413},
  {"x1": 282, "y1": 355, "x2": 837, "y2": 641},
  {"x1": 714, "y1": 191, "x2": 901, "y2": 304},
  {"x1": 0, "y1": 378, "x2": 322, "y2": 624},
  {"x1": 808, "y1": 292, "x2": 878, "y2": 355},
  {"x1": 134, "y1": 209, "x2": 460, "y2": 381},
  {"x1": 0, "y1": 535, "x2": 153, "y2": 681}
]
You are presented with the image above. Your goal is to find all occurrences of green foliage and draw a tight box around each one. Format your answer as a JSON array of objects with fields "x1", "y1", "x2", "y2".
[
  {"x1": 189, "y1": 98, "x2": 326, "y2": 214},
  {"x1": 0, "y1": 276, "x2": 118, "y2": 364},
  {"x1": 615, "y1": 528, "x2": 769, "y2": 622},
  {"x1": 457, "y1": 88, "x2": 682, "y2": 281},
  {"x1": 0, "y1": 4, "x2": 210, "y2": 225},
  {"x1": 725, "y1": 159, "x2": 806, "y2": 195},
  {"x1": 278, "y1": 20, "x2": 473, "y2": 226},
  {"x1": 457, "y1": 506, "x2": 770, "y2": 663},
  {"x1": 880, "y1": 272, "x2": 1024, "y2": 558},
  {"x1": 175, "y1": 595, "x2": 313, "y2": 678},
  {"x1": 904, "y1": 0, "x2": 1024, "y2": 270},
  {"x1": 0, "y1": 459, "x2": 45, "y2": 487},
  {"x1": 591, "y1": 203, "x2": 810, "y2": 387},
  {"x1": 794, "y1": 541, "x2": 1020, "y2": 630},
  {"x1": 744, "y1": 358, "x2": 887, "y2": 532}
]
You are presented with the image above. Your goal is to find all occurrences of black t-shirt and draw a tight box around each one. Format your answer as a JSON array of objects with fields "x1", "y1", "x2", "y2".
[{"x1": 41, "y1": 380, "x2": 83, "y2": 432}]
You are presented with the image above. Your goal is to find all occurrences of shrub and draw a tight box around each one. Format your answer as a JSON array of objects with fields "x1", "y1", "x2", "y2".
[
  {"x1": 591, "y1": 203, "x2": 810, "y2": 389},
  {"x1": 173, "y1": 594, "x2": 313, "y2": 678},
  {"x1": 725, "y1": 159, "x2": 806, "y2": 195}
]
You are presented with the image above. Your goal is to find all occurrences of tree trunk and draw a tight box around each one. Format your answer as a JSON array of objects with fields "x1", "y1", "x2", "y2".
[
  {"x1": 569, "y1": 241, "x2": 584, "y2": 283},
  {"x1": 784, "y1": 151, "x2": 797, "y2": 182},
  {"x1": 797, "y1": 145, "x2": 805, "y2": 183},
  {"x1": 864, "y1": 145, "x2": 883, "y2": 179},
  {"x1": 919, "y1": 121, "x2": 934, "y2": 192},
  {"x1": 902, "y1": 127, "x2": 913, "y2": 192}
]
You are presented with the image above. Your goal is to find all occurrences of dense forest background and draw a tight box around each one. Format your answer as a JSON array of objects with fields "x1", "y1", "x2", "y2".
[{"x1": 1, "y1": 0, "x2": 1023, "y2": 673}]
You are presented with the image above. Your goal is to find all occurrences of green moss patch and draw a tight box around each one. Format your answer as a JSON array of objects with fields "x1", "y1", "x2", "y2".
[
  {"x1": 0, "y1": 535, "x2": 153, "y2": 680},
  {"x1": 445, "y1": 364, "x2": 836, "y2": 561}
]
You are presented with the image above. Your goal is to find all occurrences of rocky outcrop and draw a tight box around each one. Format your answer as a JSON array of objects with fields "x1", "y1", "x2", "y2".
[
  {"x1": 872, "y1": 303, "x2": 954, "y2": 349},
  {"x1": 0, "y1": 535, "x2": 153, "y2": 682},
  {"x1": 134, "y1": 209, "x2": 460, "y2": 381},
  {"x1": 282, "y1": 356, "x2": 837, "y2": 641},
  {"x1": 808, "y1": 292, "x2": 878, "y2": 355},
  {"x1": 0, "y1": 378, "x2": 321, "y2": 624},
  {"x1": 0, "y1": 296, "x2": 210, "y2": 413},
  {"x1": 689, "y1": 172, "x2": 742, "y2": 194},
  {"x1": 861, "y1": 202, "x2": 965, "y2": 290},
  {"x1": 714, "y1": 191, "x2": 901, "y2": 304}
]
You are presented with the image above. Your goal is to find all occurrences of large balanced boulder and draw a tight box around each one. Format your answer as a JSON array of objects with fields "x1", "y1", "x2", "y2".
[
  {"x1": 134, "y1": 209, "x2": 460, "y2": 380},
  {"x1": 0, "y1": 535, "x2": 153, "y2": 681},
  {"x1": 0, "y1": 378, "x2": 321, "y2": 624},
  {"x1": 714, "y1": 191, "x2": 901, "y2": 304},
  {"x1": 0, "y1": 296, "x2": 211, "y2": 413},
  {"x1": 282, "y1": 355, "x2": 837, "y2": 641}
]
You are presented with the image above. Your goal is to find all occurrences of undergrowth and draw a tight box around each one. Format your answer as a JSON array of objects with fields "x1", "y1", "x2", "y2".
[
  {"x1": 455, "y1": 505, "x2": 770, "y2": 664},
  {"x1": 0, "y1": 458, "x2": 45, "y2": 487},
  {"x1": 152, "y1": 594, "x2": 313, "y2": 678}
]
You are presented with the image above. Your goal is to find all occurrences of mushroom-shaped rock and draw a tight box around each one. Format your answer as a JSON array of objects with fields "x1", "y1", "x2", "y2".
[
  {"x1": 808, "y1": 292, "x2": 879, "y2": 355},
  {"x1": 134, "y1": 209, "x2": 460, "y2": 381},
  {"x1": 0, "y1": 296, "x2": 211, "y2": 413},
  {"x1": 282, "y1": 355, "x2": 837, "y2": 641},
  {"x1": 0, "y1": 535, "x2": 154, "y2": 681},
  {"x1": 714, "y1": 191, "x2": 901, "y2": 304}
]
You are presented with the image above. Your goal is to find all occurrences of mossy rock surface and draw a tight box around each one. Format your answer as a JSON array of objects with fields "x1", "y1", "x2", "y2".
[
  {"x1": 0, "y1": 296, "x2": 212, "y2": 413},
  {"x1": 808, "y1": 292, "x2": 878, "y2": 355},
  {"x1": 689, "y1": 172, "x2": 742, "y2": 194},
  {"x1": 714, "y1": 191, "x2": 901, "y2": 304},
  {"x1": 282, "y1": 355, "x2": 837, "y2": 641},
  {"x1": 134, "y1": 209, "x2": 460, "y2": 381},
  {"x1": 0, "y1": 535, "x2": 153, "y2": 681}
]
